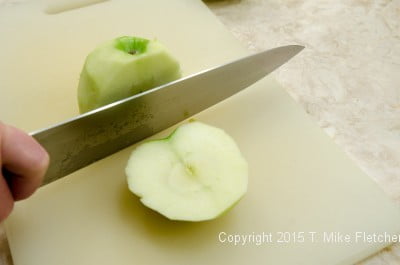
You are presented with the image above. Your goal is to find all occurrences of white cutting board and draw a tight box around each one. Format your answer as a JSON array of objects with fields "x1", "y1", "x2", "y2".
[{"x1": 1, "y1": 0, "x2": 400, "y2": 264}]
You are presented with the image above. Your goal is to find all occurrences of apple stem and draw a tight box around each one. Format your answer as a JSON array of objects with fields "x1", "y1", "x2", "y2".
[{"x1": 115, "y1": 36, "x2": 149, "y2": 55}]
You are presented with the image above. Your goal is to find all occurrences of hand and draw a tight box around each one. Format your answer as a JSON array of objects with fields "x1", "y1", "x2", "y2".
[{"x1": 0, "y1": 122, "x2": 49, "y2": 222}]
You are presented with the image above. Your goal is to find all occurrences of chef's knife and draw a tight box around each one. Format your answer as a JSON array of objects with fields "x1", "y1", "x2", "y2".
[{"x1": 32, "y1": 45, "x2": 304, "y2": 186}]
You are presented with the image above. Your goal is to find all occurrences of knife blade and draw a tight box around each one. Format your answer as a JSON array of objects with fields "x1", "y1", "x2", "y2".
[{"x1": 32, "y1": 45, "x2": 304, "y2": 186}]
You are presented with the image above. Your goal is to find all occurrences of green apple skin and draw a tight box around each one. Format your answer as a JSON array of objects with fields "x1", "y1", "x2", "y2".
[
  {"x1": 125, "y1": 121, "x2": 248, "y2": 222},
  {"x1": 78, "y1": 36, "x2": 181, "y2": 113}
]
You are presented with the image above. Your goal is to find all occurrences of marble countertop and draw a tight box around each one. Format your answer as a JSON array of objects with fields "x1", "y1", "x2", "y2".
[{"x1": 1, "y1": 0, "x2": 400, "y2": 264}]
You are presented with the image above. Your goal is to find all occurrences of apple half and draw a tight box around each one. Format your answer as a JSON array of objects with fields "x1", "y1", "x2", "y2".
[
  {"x1": 125, "y1": 121, "x2": 248, "y2": 221},
  {"x1": 78, "y1": 36, "x2": 181, "y2": 113}
]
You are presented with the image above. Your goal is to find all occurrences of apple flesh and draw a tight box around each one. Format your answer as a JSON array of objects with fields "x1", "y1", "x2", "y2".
[
  {"x1": 125, "y1": 121, "x2": 248, "y2": 221},
  {"x1": 78, "y1": 36, "x2": 181, "y2": 113}
]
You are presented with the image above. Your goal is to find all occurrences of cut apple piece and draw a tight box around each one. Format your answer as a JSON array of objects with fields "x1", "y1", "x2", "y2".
[
  {"x1": 77, "y1": 36, "x2": 181, "y2": 113},
  {"x1": 125, "y1": 121, "x2": 248, "y2": 221}
]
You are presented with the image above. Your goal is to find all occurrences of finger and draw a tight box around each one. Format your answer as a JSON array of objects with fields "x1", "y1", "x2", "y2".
[
  {"x1": 1, "y1": 123, "x2": 49, "y2": 200},
  {"x1": 0, "y1": 174, "x2": 14, "y2": 222}
]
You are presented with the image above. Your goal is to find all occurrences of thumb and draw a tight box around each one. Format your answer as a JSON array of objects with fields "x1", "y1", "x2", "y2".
[{"x1": 1, "y1": 122, "x2": 49, "y2": 201}]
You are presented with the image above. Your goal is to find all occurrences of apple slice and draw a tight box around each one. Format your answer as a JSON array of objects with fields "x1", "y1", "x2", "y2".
[
  {"x1": 125, "y1": 121, "x2": 248, "y2": 221},
  {"x1": 78, "y1": 36, "x2": 181, "y2": 113}
]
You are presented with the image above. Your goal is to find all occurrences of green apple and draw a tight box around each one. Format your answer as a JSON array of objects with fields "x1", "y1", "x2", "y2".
[
  {"x1": 125, "y1": 121, "x2": 248, "y2": 221},
  {"x1": 78, "y1": 36, "x2": 181, "y2": 113}
]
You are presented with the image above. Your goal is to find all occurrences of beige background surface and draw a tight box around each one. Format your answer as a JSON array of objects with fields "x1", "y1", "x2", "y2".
[{"x1": 1, "y1": 0, "x2": 400, "y2": 264}]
